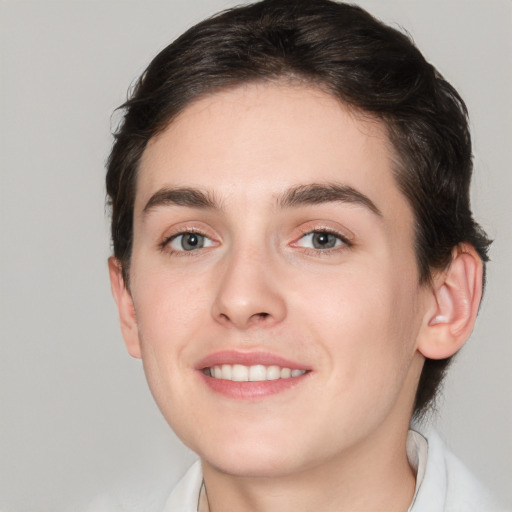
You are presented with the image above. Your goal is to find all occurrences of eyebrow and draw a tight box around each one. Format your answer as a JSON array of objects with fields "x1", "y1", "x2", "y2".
[
  {"x1": 142, "y1": 182, "x2": 381, "y2": 217},
  {"x1": 279, "y1": 183, "x2": 382, "y2": 216},
  {"x1": 143, "y1": 187, "x2": 221, "y2": 213}
]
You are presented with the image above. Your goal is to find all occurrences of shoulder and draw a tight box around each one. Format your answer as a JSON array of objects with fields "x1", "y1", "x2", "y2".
[
  {"x1": 161, "y1": 460, "x2": 203, "y2": 512},
  {"x1": 411, "y1": 428, "x2": 507, "y2": 512},
  {"x1": 83, "y1": 464, "x2": 200, "y2": 512}
]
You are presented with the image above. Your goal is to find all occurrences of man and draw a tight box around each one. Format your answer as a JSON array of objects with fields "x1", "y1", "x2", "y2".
[{"x1": 106, "y1": 1, "x2": 502, "y2": 510}]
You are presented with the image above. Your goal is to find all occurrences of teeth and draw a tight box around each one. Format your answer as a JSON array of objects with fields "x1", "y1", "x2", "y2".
[
  {"x1": 232, "y1": 364, "x2": 248, "y2": 382},
  {"x1": 206, "y1": 364, "x2": 306, "y2": 382},
  {"x1": 266, "y1": 365, "x2": 281, "y2": 380},
  {"x1": 249, "y1": 364, "x2": 266, "y2": 381},
  {"x1": 221, "y1": 364, "x2": 232, "y2": 380},
  {"x1": 280, "y1": 367, "x2": 291, "y2": 378}
]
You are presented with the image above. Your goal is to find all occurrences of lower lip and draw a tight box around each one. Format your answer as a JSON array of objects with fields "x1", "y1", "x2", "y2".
[{"x1": 199, "y1": 372, "x2": 308, "y2": 399}]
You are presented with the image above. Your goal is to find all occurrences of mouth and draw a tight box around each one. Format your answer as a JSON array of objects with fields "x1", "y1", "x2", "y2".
[
  {"x1": 197, "y1": 351, "x2": 311, "y2": 399},
  {"x1": 204, "y1": 364, "x2": 307, "y2": 382}
]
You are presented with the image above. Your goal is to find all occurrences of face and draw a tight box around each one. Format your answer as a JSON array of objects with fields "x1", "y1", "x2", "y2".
[{"x1": 113, "y1": 83, "x2": 433, "y2": 478}]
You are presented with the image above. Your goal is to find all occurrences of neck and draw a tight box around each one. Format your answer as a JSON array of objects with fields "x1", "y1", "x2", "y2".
[{"x1": 201, "y1": 425, "x2": 416, "y2": 512}]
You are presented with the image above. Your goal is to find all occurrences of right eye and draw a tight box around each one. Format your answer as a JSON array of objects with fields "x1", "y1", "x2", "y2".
[
  {"x1": 167, "y1": 232, "x2": 215, "y2": 252},
  {"x1": 295, "y1": 231, "x2": 345, "y2": 250}
]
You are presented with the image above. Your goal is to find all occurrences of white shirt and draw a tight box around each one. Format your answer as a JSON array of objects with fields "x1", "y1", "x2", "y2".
[{"x1": 161, "y1": 429, "x2": 506, "y2": 512}]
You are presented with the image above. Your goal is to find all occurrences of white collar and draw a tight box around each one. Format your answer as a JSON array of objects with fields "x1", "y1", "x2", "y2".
[
  {"x1": 164, "y1": 429, "x2": 429, "y2": 512},
  {"x1": 406, "y1": 429, "x2": 428, "y2": 512},
  {"x1": 163, "y1": 428, "x2": 500, "y2": 512}
]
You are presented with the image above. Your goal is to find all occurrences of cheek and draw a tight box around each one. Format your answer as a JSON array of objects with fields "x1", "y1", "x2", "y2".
[
  {"x1": 129, "y1": 267, "x2": 212, "y2": 425},
  {"x1": 129, "y1": 265, "x2": 214, "y2": 396},
  {"x1": 132, "y1": 263, "x2": 210, "y2": 333},
  {"x1": 292, "y1": 262, "x2": 422, "y2": 370}
]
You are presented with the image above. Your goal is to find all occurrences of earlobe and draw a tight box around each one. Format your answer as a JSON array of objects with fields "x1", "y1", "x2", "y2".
[
  {"x1": 108, "y1": 257, "x2": 142, "y2": 359},
  {"x1": 418, "y1": 244, "x2": 483, "y2": 360}
]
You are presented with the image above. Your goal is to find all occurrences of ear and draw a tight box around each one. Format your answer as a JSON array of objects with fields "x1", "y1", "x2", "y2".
[
  {"x1": 418, "y1": 244, "x2": 483, "y2": 360},
  {"x1": 108, "y1": 257, "x2": 141, "y2": 359}
]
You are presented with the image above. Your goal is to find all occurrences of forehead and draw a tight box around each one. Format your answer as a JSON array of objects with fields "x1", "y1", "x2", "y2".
[{"x1": 136, "y1": 82, "x2": 410, "y2": 222}]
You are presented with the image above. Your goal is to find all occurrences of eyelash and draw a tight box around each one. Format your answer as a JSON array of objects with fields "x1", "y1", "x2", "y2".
[
  {"x1": 160, "y1": 228, "x2": 216, "y2": 257},
  {"x1": 293, "y1": 228, "x2": 352, "y2": 253},
  {"x1": 159, "y1": 227, "x2": 352, "y2": 257}
]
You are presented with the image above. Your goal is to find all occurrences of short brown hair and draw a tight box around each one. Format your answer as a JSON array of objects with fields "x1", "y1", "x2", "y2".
[{"x1": 106, "y1": 0, "x2": 491, "y2": 417}]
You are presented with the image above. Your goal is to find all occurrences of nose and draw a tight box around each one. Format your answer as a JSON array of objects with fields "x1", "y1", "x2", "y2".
[{"x1": 211, "y1": 247, "x2": 287, "y2": 330}]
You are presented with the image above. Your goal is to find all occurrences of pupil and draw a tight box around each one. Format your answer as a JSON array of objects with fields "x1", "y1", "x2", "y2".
[
  {"x1": 313, "y1": 232, "x2": 336, "y2": 249},
  {"x1": 182, "y1": 233, "x2": 203, "y2": 250}
]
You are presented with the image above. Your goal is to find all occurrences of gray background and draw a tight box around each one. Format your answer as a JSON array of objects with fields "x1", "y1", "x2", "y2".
[{"x1": 0, "y1": 1, "x2": 511, "y2": 510}]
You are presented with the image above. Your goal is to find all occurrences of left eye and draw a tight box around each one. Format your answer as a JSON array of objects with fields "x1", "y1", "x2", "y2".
[
  {"x1": 168, "y1": 232, "x2": 215, "y2": 252},
  {"x1": 295, "y1": 231, "x2": 345, "y2": 250}
]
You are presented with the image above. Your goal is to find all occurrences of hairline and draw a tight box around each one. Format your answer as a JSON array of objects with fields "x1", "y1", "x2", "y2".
[{"x1": 121, "y1": 77, "x2": 431, "y2": 285}]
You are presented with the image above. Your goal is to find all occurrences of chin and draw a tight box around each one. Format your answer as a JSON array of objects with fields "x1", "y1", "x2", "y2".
[
  {"x1": 187, "y1": 426, "x2": 309, "y2": 478},
  {"x1": 201, "y1": 448, "x2": 303, "y2": 479}
]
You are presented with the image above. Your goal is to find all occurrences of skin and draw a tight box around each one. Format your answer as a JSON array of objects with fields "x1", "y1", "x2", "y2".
[{"x1": 109, "y1": 82, "x2": 482, "y2": 512}]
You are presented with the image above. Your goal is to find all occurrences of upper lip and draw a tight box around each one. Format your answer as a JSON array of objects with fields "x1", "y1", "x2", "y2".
[{"x1": 195, "y1": 350, "x2": 310, "y2": 371}]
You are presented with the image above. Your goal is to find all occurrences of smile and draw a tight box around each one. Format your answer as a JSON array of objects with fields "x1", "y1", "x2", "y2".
[
  {"x1": 197, "y1": 351, "x2": 311, "y2": 398},
  {"x1": 204, "y1": 364, "x2": 307, "y2": 382}
]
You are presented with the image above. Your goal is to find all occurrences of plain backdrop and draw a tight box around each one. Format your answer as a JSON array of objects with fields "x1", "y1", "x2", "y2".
[{"x1": 0, "y1": 1, "x2": 511, "y2": 511}]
